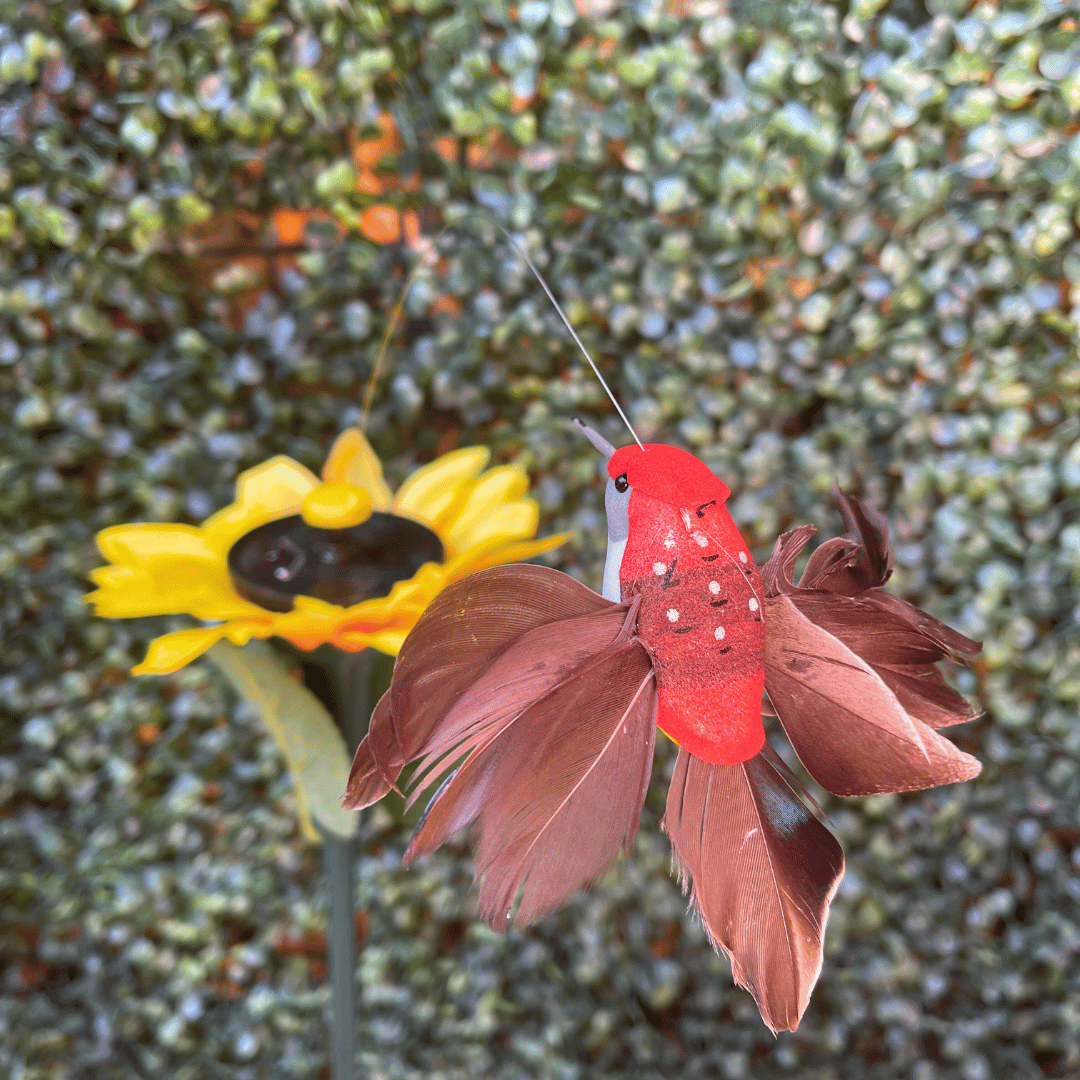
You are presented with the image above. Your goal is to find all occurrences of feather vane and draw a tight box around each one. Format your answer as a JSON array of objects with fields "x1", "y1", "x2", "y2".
[{"x1": 663, "y1": 748, "x2": 844, "y2": 1033}]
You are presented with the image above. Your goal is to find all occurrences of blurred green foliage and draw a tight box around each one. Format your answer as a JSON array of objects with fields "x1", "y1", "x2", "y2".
[{"x1": 1, "y1": 0, "x2": 1078, "y2": 1077}]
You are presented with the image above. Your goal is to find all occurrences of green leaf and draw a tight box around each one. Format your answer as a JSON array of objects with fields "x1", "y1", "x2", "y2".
[{"x1": 208, "y1": 640, "x2": 359, "y2": 842}]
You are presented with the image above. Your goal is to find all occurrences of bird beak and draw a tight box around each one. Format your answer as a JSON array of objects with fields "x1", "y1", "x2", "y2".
[{"x1": 573, "y1": 418, "x2": 615, "y2": 460}]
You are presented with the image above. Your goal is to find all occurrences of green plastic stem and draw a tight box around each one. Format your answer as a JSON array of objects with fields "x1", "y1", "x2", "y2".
[{"x1": 323, "y1": 648, "x2": 373, "y2": 1080}]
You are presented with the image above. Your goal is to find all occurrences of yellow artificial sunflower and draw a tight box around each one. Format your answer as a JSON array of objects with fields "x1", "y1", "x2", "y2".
[{"x1": 88, "y1": 429, "x2": 568, "y2": 675}]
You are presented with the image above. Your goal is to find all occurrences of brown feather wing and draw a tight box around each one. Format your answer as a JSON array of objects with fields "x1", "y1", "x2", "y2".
[
  {"x1": 763, "y1": 593, "x2": 981, "y2": 795},
  {"x1": 342, "y1": 692, "x2": 396, "y2": 810},
  {"x1": 345, "y1": 562, "x2": 660, "y2": 928},
  {"x1": 663, "y1": 748, "x2": 844, "y2": 1034},
  {"x1": 788, "y1": 593, "x2": 964, "y2": 666},
  {"x1": 762, "y1": 525, "x2": 817, "y2": 596},
  {"x1": 803, "y1": 487, "x2": 894, "y2": 593},
  {"x1": 406, "y1": 637, "x2": 657, "y2": 930},
  {"x1": 389, "y1": 564, "x2": 614, "y2": 753},
  {"x1": 866, "y1": 590, "x2": 981, "y2": 658},
  {"x1": 341, "y1": 565, "x2": 616, "y2": 809},
  {"x1": 761, "y1": 509, "x2": 981, "y2": 734},
  {"x1": 405, "y1": 605, "x2": 637, "y2": 801},
  {"x1": 873, "y1": 662, "x2": 980, "y2": 729}
]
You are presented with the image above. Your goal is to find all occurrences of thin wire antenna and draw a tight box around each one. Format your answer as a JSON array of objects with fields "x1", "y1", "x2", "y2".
[
  {"x1": 358, "y1": 215, "x2": 643, "y2": 450},
  {"x1": 359, "y1": 287, "x2": 405, "y2": 431},
  {"x1": 494, "y1": 224, "x2": 644, "y2": 450},
  {"x1": 359, "y1": 224, "x2": 454, "y2": 432}
]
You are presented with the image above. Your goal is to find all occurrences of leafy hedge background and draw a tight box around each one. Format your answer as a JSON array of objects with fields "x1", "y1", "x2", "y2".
[{"x1": 2, "y1": 0, "x2": 1079, "y2": 1077}]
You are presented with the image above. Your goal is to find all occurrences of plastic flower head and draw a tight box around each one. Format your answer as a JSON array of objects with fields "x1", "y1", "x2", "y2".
[
  {"x1": 88, "y1": 429, "x2": 568, "y2": 675},
  {"x1": 343, "y1": 438, "x2": 982, "y2": 1034}
]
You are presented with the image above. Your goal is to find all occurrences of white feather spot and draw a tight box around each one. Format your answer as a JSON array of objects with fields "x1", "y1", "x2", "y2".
[
  {"x1": 693, "y1": 532, "x2": 709, "y2": 547},
  {"x1": 666, "y1": 608, "x2": 679, "y2": 623},
  {"x1": 714, "y1": 625, "x2": 725, "y2": 640},
  {"x1": 748, "y1": 597, "x2": 759, "y2": 612},
  {"x1": 681, "y1": 510, "x2": 693, "y2": 530},
  {"x1": 708, "y1": 580, "x2": 721, "y2": 595},
  {"x1": 739, "y1": 550, "x2": 748, "y2": 563},
  {"x1": 664, "y1": 537, "x2": 676, "y2": 550},
  {"x1": 755, "y1": 782, "x2": 807, "y2": 836},
  {"x1": 653, "y1": 562, "x2": 667, "y2": 575}
]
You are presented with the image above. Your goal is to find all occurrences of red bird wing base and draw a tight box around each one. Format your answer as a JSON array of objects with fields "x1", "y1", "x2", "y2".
[{"x1": 343, "y1": 496, "x2": 981, "y2": 1033}]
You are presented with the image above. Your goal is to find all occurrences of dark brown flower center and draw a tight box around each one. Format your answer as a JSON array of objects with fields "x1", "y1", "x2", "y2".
[{"x1": 227, "y1": 513, "x2": 444, "y2": 613}]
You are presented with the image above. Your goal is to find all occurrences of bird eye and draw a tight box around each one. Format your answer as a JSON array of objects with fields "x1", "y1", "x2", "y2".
[{"x1": 614, "y1": 473, "x2": 629, "y2": 493}]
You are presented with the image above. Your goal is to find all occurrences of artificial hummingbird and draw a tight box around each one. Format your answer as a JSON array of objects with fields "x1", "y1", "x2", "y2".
[
  {"x1": 342, "y1": 422, "x2": 982, "y2": 1032},
  {"x1": 341, "y1": 242, "x2": 982, "y2": 1033}
]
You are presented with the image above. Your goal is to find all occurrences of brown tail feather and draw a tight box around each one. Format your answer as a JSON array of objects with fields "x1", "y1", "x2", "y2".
[{"x1": 663, "y1": 748, "x2": 844, "y2": 1033}]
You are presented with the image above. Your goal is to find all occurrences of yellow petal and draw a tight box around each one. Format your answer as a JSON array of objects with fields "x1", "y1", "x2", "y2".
[
  {"x1": 451, "y1": 500, "x2": 539, "y2": 553},
  {"x1": 88, "y1": 580, "x2": 186, "y2": 618},
  {"x1": 392, "y1": 447, "x2": 490, "y2": 524},
  {"x1": 200, "y1": 456, "x2": 319, "y2": 551},
  {"x1": 354, "y1": 562, "x2": 447, "y2": 616},
  {"x1": 189, "y1": 594, "x2": 269, "y2": 621},
  {"x1": 96, "y1": 523, "x2": 216, "y2": 567},
  {"x1": 270, "y1": 596, "x2": 347, "y2": 651},
  {"x1": 89, "y1": 569, "x2": 265, "y2": 622},
  {"x1": 338, "y1": 626, "x2": 410, "y2": 655},
  {"x1": 289, "y1": 594, "x2": 350, "y2": 619},
  {"x1": 236, "y1": 455, "x2": 320, "y2": 509},
  {"x1": 298, "y1": 567, "x2": 441, "y2": 650},
  {"x1": 145, "y1": 552, "x2": 229, "y2": 596},
  {"x1": 321, "y1": 429, "x2": 393, "y2": 510},
  {"x1": 222, "y1": 621, "x2": 272, "y2": 647},
  {"x1": 442, "y1": 465, "x2": 531, "y2": 553},
  {"x1": 199, "y1": 503, "x2": 277, "y2": 552},
  {"x1": 90, "y1": 525, "x2": 252, "y2": 619},
  {"x1": 132, "y1": 626, "x2": 228, "y2": 675},
  {"x1": 87, "y1": 564, "x2": 135, "y2": 591},
  {"x1": 445, "y1": 533, "x2": 571, "y2": 581},
  {"x1": 200, "y1": 504, "x2": 274, "y2": 551}
]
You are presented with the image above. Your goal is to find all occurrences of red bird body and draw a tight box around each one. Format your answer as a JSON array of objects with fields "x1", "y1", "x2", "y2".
[{"x1": 608, "y1": 444, "x2": 766, "y2": 765}]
